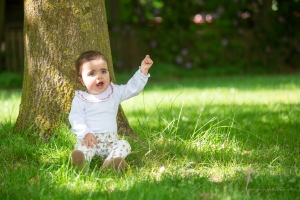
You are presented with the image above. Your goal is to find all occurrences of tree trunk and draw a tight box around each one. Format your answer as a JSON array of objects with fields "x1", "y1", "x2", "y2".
[{"x1": 16, "y1": 0, "x2": 134, "y2": 139}]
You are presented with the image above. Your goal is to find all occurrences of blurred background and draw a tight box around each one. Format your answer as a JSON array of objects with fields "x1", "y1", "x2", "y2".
[{"x1": 0, "y1": 0, "x2": 299, "y2": 83}]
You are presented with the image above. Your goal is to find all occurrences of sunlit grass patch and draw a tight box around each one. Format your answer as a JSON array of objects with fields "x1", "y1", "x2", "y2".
[{"x1": 0, "y1": 89, "x2": 21, "y2": 122}]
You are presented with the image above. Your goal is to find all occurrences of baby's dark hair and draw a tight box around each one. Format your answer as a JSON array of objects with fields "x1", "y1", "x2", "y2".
[{"x1": 75, "y1": 50, "x2": 107, "y2": 77}]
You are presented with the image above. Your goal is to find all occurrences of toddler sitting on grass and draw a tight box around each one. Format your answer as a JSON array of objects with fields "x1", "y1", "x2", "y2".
[{"x1": 69, "y1": 50, "x2": 153, "y2": 170}]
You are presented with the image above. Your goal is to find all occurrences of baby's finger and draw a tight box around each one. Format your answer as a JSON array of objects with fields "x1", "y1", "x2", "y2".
[
  {"x1": 89, "y1": 139, "x2": 95, "y2": 148},
  {"x1": 93, "y1": 138, "x2": 98, "y2": 145},
  {"x1": 81, "y1": 140, "x2": 89, "y2": 148}
]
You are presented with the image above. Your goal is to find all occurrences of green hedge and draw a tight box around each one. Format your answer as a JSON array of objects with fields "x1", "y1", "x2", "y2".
[{"x1": 0, "y1": 72, "x2": 23, "y2": 89}]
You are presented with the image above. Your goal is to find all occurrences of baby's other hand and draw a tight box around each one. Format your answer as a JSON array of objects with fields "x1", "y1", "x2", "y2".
[{"x1": 82, "y1": 133, "x2": 98, "y2": 148}]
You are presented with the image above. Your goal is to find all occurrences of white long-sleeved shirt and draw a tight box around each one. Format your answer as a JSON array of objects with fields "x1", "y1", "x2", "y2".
[{"x1": 68, "y1": 69, "x2": 150, "y2": 140}]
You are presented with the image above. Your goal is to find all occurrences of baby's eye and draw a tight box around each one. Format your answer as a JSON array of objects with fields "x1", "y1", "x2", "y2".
[
  {"x1": 101, "y1": 70, "x2": 108, "y2": 74},
  {"x1": 89, "y1": 71, "x2": 95, "y2": 76}
]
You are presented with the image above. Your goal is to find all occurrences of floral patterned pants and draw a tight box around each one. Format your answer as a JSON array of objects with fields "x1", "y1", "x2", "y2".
[{"x1": 74, "y1": 132, "x2": 131, "y2": 163}]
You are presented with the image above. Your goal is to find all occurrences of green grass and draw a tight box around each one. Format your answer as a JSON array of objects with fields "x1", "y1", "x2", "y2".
[
  {"x1": 0, "y1": 89, "x2": 21, "y2": 122},
  {"x1": 0, "y1": 74, "x2": 300, "y2": 199}
]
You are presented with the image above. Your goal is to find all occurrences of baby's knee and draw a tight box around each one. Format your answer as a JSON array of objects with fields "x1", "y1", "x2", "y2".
[{"x1": 118, "y1": 140, "x2": 131, "y2": 153}]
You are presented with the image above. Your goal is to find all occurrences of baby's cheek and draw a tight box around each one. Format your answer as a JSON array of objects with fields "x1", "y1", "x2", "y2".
[{"x1": 85, "y1": 81, "x2": 95, "y2": 89}]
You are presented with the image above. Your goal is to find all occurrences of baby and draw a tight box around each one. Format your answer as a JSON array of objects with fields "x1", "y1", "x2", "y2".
[{"x1": 69, "y1": 50, "x2": 153, "y2": 170}]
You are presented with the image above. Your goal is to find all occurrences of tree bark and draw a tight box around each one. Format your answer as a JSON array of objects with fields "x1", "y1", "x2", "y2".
[{"x1": 16, "y1": 0, "x2": 134, "y2": 139}]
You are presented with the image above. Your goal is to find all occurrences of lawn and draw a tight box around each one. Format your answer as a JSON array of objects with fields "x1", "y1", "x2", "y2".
[{"x1": 0, "y1": 74, "x2": 299, "y2": 199}]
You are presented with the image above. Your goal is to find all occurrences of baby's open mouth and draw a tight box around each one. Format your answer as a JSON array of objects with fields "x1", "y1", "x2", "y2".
[{"x1": 96, "y1": 82, "x2": 104, "y2": 87}]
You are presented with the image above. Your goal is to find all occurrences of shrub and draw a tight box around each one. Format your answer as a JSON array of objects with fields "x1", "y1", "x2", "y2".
[{"x1": 0, "y1": 72, "x2": 23, "y2": 89}]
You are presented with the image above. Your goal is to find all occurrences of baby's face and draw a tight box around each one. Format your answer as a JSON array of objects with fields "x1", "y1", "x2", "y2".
[{"x1": 79, "y1": 58, "x2": 110, "y2": 95}]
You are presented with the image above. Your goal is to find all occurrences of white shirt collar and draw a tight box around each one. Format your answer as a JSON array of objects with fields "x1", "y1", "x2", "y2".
[{"x1": 75, "y1": 83, "x2": 114, "y2": 102}]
